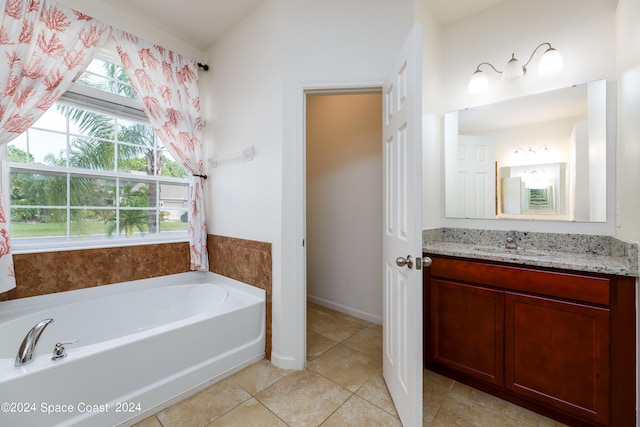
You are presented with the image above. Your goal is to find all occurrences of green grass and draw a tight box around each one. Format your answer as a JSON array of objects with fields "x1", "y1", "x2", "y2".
[{"x1": 11, "y1": 220, "x2": 188, "y2": 238}]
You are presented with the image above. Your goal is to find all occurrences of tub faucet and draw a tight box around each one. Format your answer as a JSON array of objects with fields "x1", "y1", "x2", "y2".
[{"x1": 15, "y1": 318, "x2": 54, "y2": 367}]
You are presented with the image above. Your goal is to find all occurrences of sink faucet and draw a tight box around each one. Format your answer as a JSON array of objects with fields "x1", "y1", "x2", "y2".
[
  {"x1": 15, "y1": 318, "x2": 54, "y2": 367},
  {"x1": 505, "y1": 231, "x2": 518, "y2": 250}
]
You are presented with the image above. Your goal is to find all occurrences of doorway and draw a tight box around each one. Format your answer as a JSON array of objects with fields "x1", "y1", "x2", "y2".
[{"x1": 305, "y1": 91, "x2": 383, "y2": 331}]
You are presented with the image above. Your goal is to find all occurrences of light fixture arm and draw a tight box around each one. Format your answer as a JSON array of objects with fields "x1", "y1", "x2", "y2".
[
  {"x1": 522, "y1": 42, "x2": 553, "y2": 73},
  {"x1": 468, "y1": 41, "x2": 562, "y2": 94},
  {"x1": 474, "y1": 61, "x2": 502, "y2": 76}
]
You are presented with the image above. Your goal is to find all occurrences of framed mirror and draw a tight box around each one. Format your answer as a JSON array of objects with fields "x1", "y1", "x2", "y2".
[{"x1": 444, "y1": 79, "x2": 607, "y2": 222}]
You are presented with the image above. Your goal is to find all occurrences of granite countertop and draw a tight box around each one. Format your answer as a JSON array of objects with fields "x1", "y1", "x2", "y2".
[{"x1": 422, "y1": 228, "x2": 639, "y2": 278}]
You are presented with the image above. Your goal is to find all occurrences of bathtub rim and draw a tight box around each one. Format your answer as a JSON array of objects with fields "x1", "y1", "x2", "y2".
[
  {"x1": 0, "y1": 272, "x2": 265, "y2": 379},
  {"x1": 0, "y1": 271, "x2": 264, "y2": 321}
]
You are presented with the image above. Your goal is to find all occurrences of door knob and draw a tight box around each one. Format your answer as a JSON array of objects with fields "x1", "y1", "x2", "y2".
[
  {"x1": 395, "y1": 255, "x2": 413, "y2": 269},
  {"x1": 417, "y1": 256, "x2": 432, "y2": 270}
]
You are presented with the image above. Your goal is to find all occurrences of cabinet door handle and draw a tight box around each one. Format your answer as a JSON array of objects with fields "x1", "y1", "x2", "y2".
[{"x1": 395, "y1": 255, "x2": 413, "y2": 269}]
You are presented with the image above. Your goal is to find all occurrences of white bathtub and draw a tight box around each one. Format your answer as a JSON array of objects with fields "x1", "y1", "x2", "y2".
[{"x1": 0, "y1": 271, "x2": 265, "y2": 426}]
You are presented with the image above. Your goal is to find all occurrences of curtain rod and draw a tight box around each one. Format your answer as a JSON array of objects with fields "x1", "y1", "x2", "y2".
[{"x1": 197, "y1": 63, "x2": 209, "y2": 71}]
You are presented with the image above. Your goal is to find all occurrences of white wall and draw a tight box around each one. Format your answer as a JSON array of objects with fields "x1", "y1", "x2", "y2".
[
  {"x1": 205, "y1": 0, "x2": 413, "y2": 369},
  {"x1": 306, "y1": 94, "x2": 382, "y2": 323},
  {"x1": 441, "y1": 0, "x2": 617, "y2": 112},
  {"x1": 434, "y1": 0, "x2": 618, "y2": 235},
  {"x1": 614, "y1": 0, "x2": 640, "y2": 424},
  {"x1": 615, "y1": 0, "x2": 640, "y2": 243},
  {"x1": 56, "y1": 0, "x2": 205, "y2": 62},
  {"x1": 203, "y1": 1, "x2": 283, "y2": 243}
]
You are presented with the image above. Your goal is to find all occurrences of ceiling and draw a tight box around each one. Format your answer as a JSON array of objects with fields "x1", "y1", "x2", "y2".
[
  {"x1": 105, "y1": 0, "x2": 509, "y2": 52},
  {"x1": 105, "y1": 0, "x2": 265, "y2": 51}
]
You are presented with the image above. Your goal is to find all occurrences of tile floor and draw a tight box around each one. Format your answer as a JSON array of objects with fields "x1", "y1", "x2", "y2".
[{"x1": 134, "y1": 303, "x2": 569, "y2": 426}]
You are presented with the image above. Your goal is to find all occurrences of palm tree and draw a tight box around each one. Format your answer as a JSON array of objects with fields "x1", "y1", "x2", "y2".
[
  {"x1": 104, "y1": 185, "x2": 149, "y2": 237},
  {"x1": 53, "y1": 60, "x2": 166, "y2": 236}
]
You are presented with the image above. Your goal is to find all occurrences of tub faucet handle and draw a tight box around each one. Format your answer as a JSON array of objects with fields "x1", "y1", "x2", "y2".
[{"x1": 52, "y1": 340, "x2": 78, "y2": 361}]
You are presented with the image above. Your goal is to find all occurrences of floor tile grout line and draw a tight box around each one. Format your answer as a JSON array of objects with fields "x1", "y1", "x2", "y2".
[
  {"x1": 316, "y1": 393, "x2": 358, "y2": 427},
  {"x1": 305, "y1": 307, "x2": 396, "y2": 422},
  {"x1": 305, "y1": 346, "x2": 399, "y2": 422},
  {"x1": 254, "y1": 398, "x2": 290, "y2": 427},
  {"x1": 204, "y1": 390, "x2": 256, "y2": 426}
]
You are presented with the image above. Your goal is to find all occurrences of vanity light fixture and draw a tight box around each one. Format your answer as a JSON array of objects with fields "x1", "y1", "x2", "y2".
[{"x1": 468, "y1": 42, "x2": 564, "y2": 94}]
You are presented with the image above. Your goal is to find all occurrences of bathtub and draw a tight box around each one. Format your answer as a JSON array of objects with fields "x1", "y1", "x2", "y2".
[{"x1": 0, "y1": 271, "x2": 265, "y2": 427}]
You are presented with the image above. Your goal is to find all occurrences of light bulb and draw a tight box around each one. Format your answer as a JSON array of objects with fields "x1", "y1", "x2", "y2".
[
  {"x1": 468, "y1": 70, "x2": 488, "y2": 94},
  {"x1": 538, "y1": 47, "x2": 563, "y2": 76},
  {"x1": 502, "y1": 54, "x2": 524, "y2": 80}
]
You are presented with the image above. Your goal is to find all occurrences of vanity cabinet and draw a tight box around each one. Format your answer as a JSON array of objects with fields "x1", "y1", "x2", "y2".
[
  {"x1": 424, "y1": 255, "x2": 636, "y2": 427},
  {"x1": 430, "y1": 279, "x2": 504, "y2": 386}
]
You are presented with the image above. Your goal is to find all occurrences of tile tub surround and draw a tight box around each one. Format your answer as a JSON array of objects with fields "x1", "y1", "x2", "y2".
[
  {"x1": 208, "y1": 234, "x2": 273, "y2": 360},
  {"x1": 423, "y1": 228, "x2": 639, "y2": 277},
  {"x1": 4, "y1": 242, "x2": 191, "y2": 301}
]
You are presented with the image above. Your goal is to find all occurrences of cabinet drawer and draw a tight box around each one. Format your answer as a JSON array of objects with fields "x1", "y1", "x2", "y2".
[{"x1": 428, "y1": 256, "x2": 610, "y2": 306}]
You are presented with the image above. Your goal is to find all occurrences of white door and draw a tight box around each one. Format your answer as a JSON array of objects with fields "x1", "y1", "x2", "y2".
[
  {"x1": 382, "y1": 24, "x2": 424, "y2": 427},
  {"x1": 457, "y1": 135, "x2": 496, "y2": 218}
]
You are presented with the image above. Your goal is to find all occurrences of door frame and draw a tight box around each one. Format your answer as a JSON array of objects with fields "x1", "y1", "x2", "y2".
[
  {"x1": 305, "y1": 89, "x2": 384, "y2": 324},
  {"x1": 293, "y1": 79, "x2": 384, "y2": 367}
]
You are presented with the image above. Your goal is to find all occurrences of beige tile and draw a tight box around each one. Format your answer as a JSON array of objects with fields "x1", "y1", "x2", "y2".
[
  {"x1": 132, "y1": 415, "x2": 163, "y2": 427},
  {"x1": 256, "y1": 370, "x2": 351, "y2": 426},
  {"x1": 307, "y1": 329, "x2": 338, "y2": 360},
  {"x1": 308, "y1": 312, "x2": 370, "y2": 342},
  {"x1": 492, "y1": 397, "x2": 570, "y2": 427},
  {"x1": 343, "y1": 324, "x2": 382, "y2": 359},
  {"x1": 230, "y1": 359, "x2": 292, "y2": 395},
  {"x1": 448, "y1": 381, "x2": 546, "y2": 426},
  {"x1": 432, "y1": 392, "x2": 529, "y2": 427},
  {"x1": 423, "y1": 369, "x2": 455, "y2": 425},
  {"x1": 426, "y1": 372, "x2": 570, "y2": 427},
  {"x1": 307, "y1": 344, "x2": 381, "y2": 392},
  {"x1": 448, "y1": 381, "x2": 512, "y2": 412},
  {"x1": 209, "y1": 398, "x2": 287, "y2": 427},
  {"x1": 307, "y1": 302, "x2": 333, "y2": 325},
  {"x1": 535, "y1": 416, "x2": 572, "y2": 427},
  {"x1": 321, "y1": 395, "x2": 402, "y2": 427},
  {"x1": 423, "y1": 369, "x2": 454, "y2": 393},
  {"x1": 157, "y1": 377, "x2": 251, "y2": 427},
  {"x1": 423, "y1": 398, "x2": 433, "y2": 427},
  {"x1": 356, "y1": 372, "x2": 398, "y2": 417}
]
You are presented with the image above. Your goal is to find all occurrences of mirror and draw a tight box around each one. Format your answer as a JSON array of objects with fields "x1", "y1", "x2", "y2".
[{"x1": 444, "y1": 79, "x2": 607, "y2": 222}]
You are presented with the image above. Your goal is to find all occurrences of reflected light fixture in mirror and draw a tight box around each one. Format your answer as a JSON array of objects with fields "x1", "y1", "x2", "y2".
[
  {"x1": 468, "y1": 42, "x2": 564, "y2": 94},
  {"x1": 514, "y1": 145, "x2": 549, "y2": 154}
]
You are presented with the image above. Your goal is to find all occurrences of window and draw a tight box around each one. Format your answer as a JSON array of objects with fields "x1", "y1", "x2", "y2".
[{"x1": 3, "y1": 57, "x2": 190, "y2": 251}]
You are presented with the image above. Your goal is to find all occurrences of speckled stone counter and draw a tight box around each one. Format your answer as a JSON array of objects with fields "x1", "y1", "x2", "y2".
[{"x1": 423, "y1": 228, "x2": 639, "y2": 277}]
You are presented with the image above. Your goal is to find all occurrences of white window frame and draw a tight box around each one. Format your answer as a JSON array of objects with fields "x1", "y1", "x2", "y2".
[{"x1": 1, "y1": 58, "x2": 190, "y2": 254}]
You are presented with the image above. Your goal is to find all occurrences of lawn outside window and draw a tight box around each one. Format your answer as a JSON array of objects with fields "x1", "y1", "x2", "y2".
[{"x1": 1, "y1": 57, "x2": 190, "y2": 253}]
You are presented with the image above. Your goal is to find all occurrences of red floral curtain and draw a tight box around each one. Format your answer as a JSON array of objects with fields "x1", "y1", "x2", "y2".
[
  {"x1": 111, "y1": 29, "x2": 208, "y2": 271},
  {"x1": 0, "y1": 0, "x2": 110, "y2": 292}
]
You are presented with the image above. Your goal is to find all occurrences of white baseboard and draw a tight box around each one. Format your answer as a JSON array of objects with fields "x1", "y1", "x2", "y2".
[
  {"x1": 270, "y1": 352, "x2": 305, "y2": 370},
  {"x1": 307, "y1": 295, "x2": 382, "y2": 325}
]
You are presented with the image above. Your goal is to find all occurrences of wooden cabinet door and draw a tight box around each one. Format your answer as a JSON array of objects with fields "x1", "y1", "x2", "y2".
[
  {"x1": 430, "y1": 279, "x2": 504, "y2": 386},
  {"x1": 505, "y1": 292, "x2": 610, "y2": 425}
]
